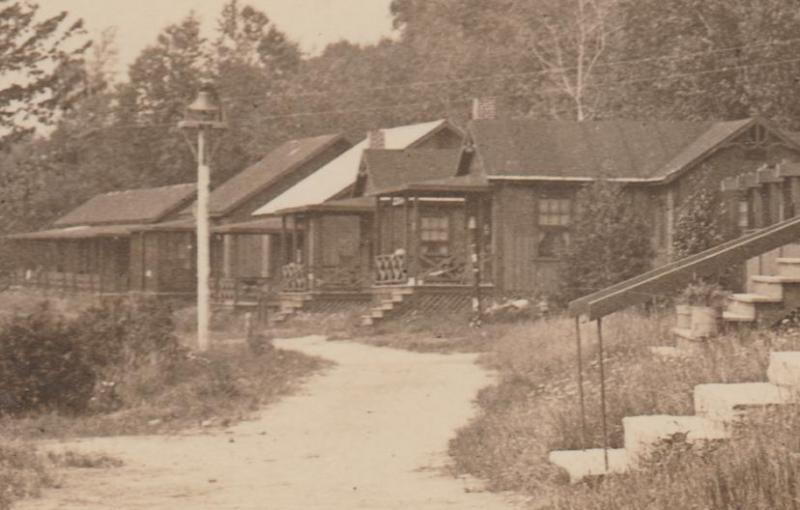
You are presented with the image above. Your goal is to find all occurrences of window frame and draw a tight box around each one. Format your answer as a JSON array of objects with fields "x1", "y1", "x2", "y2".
[{"x1": 536, "y1": 196, "x2": 572, "y2": 259}]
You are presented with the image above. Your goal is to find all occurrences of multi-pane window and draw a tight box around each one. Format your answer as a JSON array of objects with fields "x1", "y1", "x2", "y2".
[
  {"x1": 420, "y1": 215, "x2": 450, "y2": 255},
  {"x1": 537, "y1": 197, "x2": 571, "y2": 257},
  {"x1": 738, "y1": 200, "x2": 750, "y2": 229},
  {"x1": 538, "y1": 198, "x2": 572, "y2": 227}
]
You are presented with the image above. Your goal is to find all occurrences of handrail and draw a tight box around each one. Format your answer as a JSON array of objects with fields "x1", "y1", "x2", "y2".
[{"x1": 569, "y1": 213, "x2": 800, "y2": 320}]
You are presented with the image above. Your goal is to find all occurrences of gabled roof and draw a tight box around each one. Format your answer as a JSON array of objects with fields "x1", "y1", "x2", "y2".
[
  {"x1": 54, "y1": 183, "x2": 197, "y2": 227},
  {"x1": 467, "y1": 117, "x2": 788, "y2": 182},
  {"x1": 360, "y1": 149, "x2": 462, "y2": 196},
  {"x1": 252, "y1": 119, "x2": 455, "y2": 216},
  {"x1": 205, "y1": 133, "x2": 348, "y2": 217}
]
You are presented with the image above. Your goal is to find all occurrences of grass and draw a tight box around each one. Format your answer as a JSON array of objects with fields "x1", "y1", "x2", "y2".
[
  {"x1": 0, "y1": 440, "x2": 57, "y2": 510},
  {"x1": 1, "y1": 343, "x2": 330, "y2": 439},
  {"x1": 448, "y1": 309, "x2": 800, "y2": 505}
]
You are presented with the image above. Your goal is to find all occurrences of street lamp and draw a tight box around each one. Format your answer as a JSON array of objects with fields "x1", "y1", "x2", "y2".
[{"x1": 179, "y1": 82, "x2": 226, "y2": 352}]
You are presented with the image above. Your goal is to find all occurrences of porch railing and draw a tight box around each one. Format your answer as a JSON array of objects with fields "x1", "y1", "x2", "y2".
[
  {"x1": 374, "y1": 253, "x2": 407, "y2": 285},
  {"x1": 418, "y1": 252, "x2": 468, "y2": 285},
  {"x1": 12, "y1": 269, "x2": 114, "y2": 294},
  {"x1": 281, "y1": 262, "x2": 309, "y2": 292},
  {"x1": 312, "y1": 261, "x2": 364, "y2": 291},
  {"x1": 569, "y1": 212, "x2": 800, "y2": 320}
]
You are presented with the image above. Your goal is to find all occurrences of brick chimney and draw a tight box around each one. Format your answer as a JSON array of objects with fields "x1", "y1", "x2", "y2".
[
  {"x1": 367, "y1": 129, "x2": 385, "y2": 149},
  {"x1": 471, "y1": 97, "x2": 497, "y2": 120}
]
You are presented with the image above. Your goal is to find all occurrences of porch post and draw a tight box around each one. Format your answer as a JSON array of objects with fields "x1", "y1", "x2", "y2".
[
  {"x1": 374, "y1": 197, "x2": 383, "y2": 256},
  {"x1": 410, "y1": 195, "x2": 420, "y2": 284},
  {"x1": 403, "y1": 195, "x2": 411, "y2": 257},
  {"x1": 280, "y1": 215, "x2": 288, "y2": 268},
  {"x1": 388, "y1": 196, "x2": 395, "y2": 251},
  {"x1": 291, "y1": 214, "x2": 299, "y2": 264}
]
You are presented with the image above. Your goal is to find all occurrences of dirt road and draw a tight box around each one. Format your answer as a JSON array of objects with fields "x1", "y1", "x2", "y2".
[{"x1": 18, "y1": 335, "x2": 522, "y2": 510}]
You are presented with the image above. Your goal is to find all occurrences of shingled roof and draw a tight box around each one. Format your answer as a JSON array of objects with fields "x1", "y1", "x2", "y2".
[
  {"x1": 54, "y1": 183, "x2": 197, "y2": 227},
  {"x1": 467, "y1": 117, "x2": 780, "y2": 181},
  {"x1": 206, "y1": 133, "x2": 348, "y2": 217},
  {"x1": 360, "y1": 149, "x2": 462, "y2": 195},
  {"x1": 253, "y1": 119, "x2": 456, "y2": 215}
]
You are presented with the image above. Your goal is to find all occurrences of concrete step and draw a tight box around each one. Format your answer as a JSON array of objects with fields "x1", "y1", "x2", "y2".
[
  {"x1": 750, "y1": 274, "x2": 800, "y2": 284},
  {"x1": 726, "y1": 293, "x2": 782, "y2": 318},
  {"x1": 548, "y1": 448, "x2": 628, "y2": 482},
  {"x1": 767, "y1": 352, "x2": 800, "y2": 390},
  {"x1": 749, "y1": 278, "x2": 784, "y2": 300},
  {"x1": 778, "y1": 258, "x2": 800, "y2": 279},
  {"x1": 672, "y1": 327, "x2": 696, "y2": 340},
  {"x1": 694, "y1": 382, "x2": 793, "y2": 421},
  {"x1": 722, "y1": 311, "x2": 756, "y2": 322},
  {"x1": 623, "y1": 415, "x2": 728, "y2": 467}
]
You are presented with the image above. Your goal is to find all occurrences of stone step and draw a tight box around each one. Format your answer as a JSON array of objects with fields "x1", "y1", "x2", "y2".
[
  {"x1": 722, "y1": 311, "x2": 756, "y2": 322},
  {"x1": 622, "y1": 415, "x2": 728, "y2": 467},
  {"x1": 379, "y1": 302, "x2": 395, "y2": 311},
  {"x1": 548, "y1": 448, "x2": 628, "y2": 483},
  {"x1": 767, "y1": 352, "x2": 800, "y2": 390},
  {"x1": 360, "y1": 315, "x2": 374, "y2": 327},
  {"x1": 777, "y1": 258, "x2": 800, "y2": 279},
  {"x1": 749, "y1": 278, "x2": 784, "y2": 300},
  {"x1": 370, "y1": 309, "x2": 385, "y2": 319},
  {"x1": 671, "y1": 327, "x2": 696, "y2": 340},
  {"x1": 726, "y1": 293, "x2": 782, "y2": 318},
  {"x1": 694, "y1": 382, "x2": 793, "y2": 421}
]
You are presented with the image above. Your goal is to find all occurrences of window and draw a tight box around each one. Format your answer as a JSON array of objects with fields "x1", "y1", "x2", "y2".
[
  {"x1": 420, "y1": 215, "x2": 450, "y2": 255},
  {"x1": 738, "y1": 200, "x2": 750, "y2": 229},
  {"x1": 538, "y1": 198, "x2": 571, "y2": 227},
  {"x1": 537, "y1": 197, "x2": 571, "y2": 257}
]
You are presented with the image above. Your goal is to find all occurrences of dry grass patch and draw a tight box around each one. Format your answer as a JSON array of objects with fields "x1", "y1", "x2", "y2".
[{"x1": 449, "y1": 310, "x2": 800, "y2": 501}]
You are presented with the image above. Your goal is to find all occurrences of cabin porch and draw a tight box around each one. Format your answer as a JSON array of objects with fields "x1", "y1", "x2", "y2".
[
  {"x1": 363, "y1": 179, "x2": 493, "y2": 324},
  {"x1": 7, "y1": 229, "x2": 133, "y2": 295}
]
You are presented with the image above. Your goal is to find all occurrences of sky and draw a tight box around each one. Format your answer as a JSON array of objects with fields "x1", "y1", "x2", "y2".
[{"x1": 40, "y1": 0, "x2": 396, "y2": 78}]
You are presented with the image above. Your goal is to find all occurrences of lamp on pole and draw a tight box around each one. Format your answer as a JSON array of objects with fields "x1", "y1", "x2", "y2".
[{"x1": 179, "y1": 82, "x2": 226, "y2": 352}]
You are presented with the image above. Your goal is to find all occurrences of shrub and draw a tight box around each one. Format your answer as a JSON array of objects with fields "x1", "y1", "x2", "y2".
[
  {"x1": 558, "y1": 180, "x2": 654, "y2": 304},
  {"x1": 0, "y1": 304, "x2": 95, "y2": 415},
  {"x1": 0, "y1": 297, "x2": 184, "y2": 416},
  {"x1": 672, "y1": 168, "x2": 729, "y2": 259},
  {"x1": 0, "y1": 441, "x2": 54, "y2": 510}
]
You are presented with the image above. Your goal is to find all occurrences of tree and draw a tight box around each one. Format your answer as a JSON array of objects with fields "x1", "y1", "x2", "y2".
[
  {"x1": 0, "y1": 0, "x2": 89, "y2": 145},
  {"x1": 613, "y1": 0, "x2": 800, "y2": 126},
  {"x1": 515, "y1": 0, "x2": 621, "y2": 120},
  {"x1": 126, "y1": 14, "x2": 206, "y2": 185},
  {"x1": 558, "y1": 180, "x2": 654, "y2": 303}
]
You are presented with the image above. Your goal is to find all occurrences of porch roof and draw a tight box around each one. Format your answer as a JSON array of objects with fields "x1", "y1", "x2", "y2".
[
  {"x1": 6, "y1": 224, "x2": 142, "y2": 240},
  {"x1": 212, "y1": 217, "x2": 304, "y2": 234},
  {"x1": 370, "y1": 174, "x2": 490, "y2": 196},
  {"x1": 273, "y1": 196, "x2": 375, "y2": 215},
  {"x1": 134, "y1": 219, "x2": 195, "y2": 232}
]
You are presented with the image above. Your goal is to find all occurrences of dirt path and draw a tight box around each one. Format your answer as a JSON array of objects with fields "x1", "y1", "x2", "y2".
[{"x1": 18, "y1": 335, "x2": 522, "y2": 510}]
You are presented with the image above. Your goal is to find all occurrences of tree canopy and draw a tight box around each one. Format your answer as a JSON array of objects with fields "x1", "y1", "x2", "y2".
[{"x1": 5, "y1": 0, "x2": 800, "y2": 236}]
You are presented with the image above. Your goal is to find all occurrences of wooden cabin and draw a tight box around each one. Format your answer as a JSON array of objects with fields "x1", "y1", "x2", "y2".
[
  {"x1": 8, "y1": 184, "x2": 197, "y2": 295},
  {"x1": 261, "y1": 120, "x2": 464, "y2": 319},
  {"x1": 369, "y1": 100, "x2": 800, "y2": 310},
  {"x1": 141, "y1": 133, "x2": 352, "y2": 303}
]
